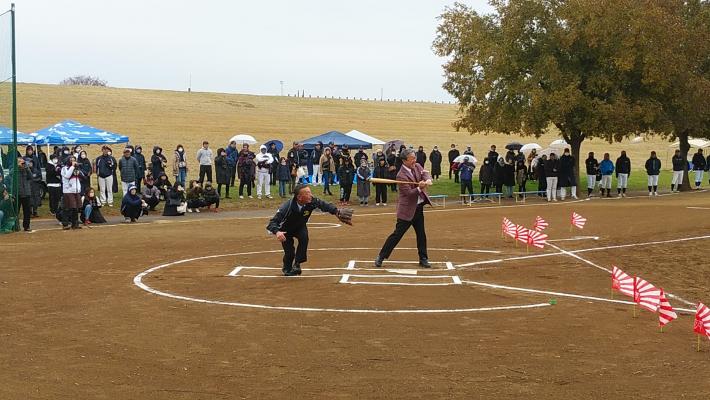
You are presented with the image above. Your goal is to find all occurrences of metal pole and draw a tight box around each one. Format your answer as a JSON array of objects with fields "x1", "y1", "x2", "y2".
[
  {"x1": 10, "y1": 3, "x2": 18, "y2": 231},
  {"x1": 280, "y1": 80, "x2": 284, "y2": 96}
]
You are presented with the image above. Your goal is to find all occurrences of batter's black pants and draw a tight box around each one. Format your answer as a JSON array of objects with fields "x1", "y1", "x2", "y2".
[
  {"x1": 378, "y1": 204, "x2": 427, "y2": 260},
  {"x1": 282, "y1": 227, "x2": 309, "y2": 271}
]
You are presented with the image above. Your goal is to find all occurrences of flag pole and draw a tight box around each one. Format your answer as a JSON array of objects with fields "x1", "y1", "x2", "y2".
[{"x1": 633, "y1": 304, "x2": 637, "y2": 318}]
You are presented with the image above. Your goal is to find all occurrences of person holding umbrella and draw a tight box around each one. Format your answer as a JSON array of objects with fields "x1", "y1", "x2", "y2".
[{"x1": 448, "y1": 144, "x2": 460, "y2": 182}]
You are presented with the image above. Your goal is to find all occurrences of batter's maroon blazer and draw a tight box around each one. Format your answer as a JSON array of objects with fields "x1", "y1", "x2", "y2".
[{"x1": 395, "y1": 163, "x2": 432, "y2": 221}]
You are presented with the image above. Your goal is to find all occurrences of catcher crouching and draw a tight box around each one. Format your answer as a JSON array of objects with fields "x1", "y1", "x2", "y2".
[{"x1": 267, "y1": 184, "x2": 353, "y2": 276}]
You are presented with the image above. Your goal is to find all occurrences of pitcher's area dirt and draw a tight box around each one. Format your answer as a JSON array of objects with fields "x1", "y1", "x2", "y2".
[{"x1": 2, "y1": 192, "x2": 710, "y2": 399}]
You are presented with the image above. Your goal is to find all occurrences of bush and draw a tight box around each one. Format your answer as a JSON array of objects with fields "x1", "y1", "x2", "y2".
[{"x1": 60, "y1": 75, "x2": 108, "y2": 87}]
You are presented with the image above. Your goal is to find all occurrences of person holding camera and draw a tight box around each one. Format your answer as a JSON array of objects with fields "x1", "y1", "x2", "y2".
[{"x1": 61, "y1": 155, "x2": 84, "y2": 230}]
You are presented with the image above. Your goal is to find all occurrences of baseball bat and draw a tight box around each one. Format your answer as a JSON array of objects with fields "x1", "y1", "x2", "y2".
[{"x1": 370, "y1": 177, "x2": 422, "y2": 185}]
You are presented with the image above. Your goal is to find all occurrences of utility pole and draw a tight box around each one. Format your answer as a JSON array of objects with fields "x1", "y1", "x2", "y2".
[
  {"x1": 280, "y1": 80, "x2": 284, "y2": 96},
  {"x1": 380, "y1": 88, "x2": 383, "y2": 101},
  {"x1": 188, "y1": 73, "x2": 192, "y2": 93}
]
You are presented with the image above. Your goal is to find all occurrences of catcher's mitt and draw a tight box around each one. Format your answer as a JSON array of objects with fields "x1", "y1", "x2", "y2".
[{"x1": 336, "y1": 208, "x2": 354, "y2": 226}]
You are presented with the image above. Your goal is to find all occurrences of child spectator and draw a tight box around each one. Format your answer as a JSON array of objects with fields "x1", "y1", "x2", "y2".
[
  {"x1": 203, "y1": 181, "x2": 220, "y2": 212},
  {"x1": 186, "y1": 180, "x2": 206, "y2": 212},
  {"x1": 163, "y1": 182, "x2": 186, "y2": 216},
  {"x1": 121, "y1": 184, "x2": 144, "y2": 223},
  {"x1": 81, "y1": 187, "x2": 107, "y2": 226},
  {"x1": 356, "y1": 159, "x2": 371, "y2": 206},
  {"x1": 141, "y1": 176, "x2": 161, "y2": 212},
  {"x1": 372, "y1": 158, "x2": 389, "y2": 206},
  {"x1": 277, "y1": 157, "x2": 291, "y2": 198},
  {"x1": 0, "y1": 186, "x2": 15, "y2": 233}
]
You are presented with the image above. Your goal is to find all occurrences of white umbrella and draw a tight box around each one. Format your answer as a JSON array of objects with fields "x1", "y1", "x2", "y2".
[
  {"x1": 630, "y1": 136, "x2": 644, "y2": 144},
  {"x1": 454, "y1": 154, "x2": 478, "y2": 165},
  {"x1": 550, "y1": 139, "x2": 569, "y2": 148},
  {"x1": 520, "y1": 143, "x2": 542, "y2": 154},
  {"x1": 228, "y1": 134, "x2": 257, "y2": 145}
]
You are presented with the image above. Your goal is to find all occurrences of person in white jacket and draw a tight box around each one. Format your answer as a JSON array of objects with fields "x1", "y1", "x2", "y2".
[
  {"x1": 255, "y1": 145, "x2": 274, "y2": 199},
  {"x1": 61, "y1": 156, "x2": 84, "y2": 230}
]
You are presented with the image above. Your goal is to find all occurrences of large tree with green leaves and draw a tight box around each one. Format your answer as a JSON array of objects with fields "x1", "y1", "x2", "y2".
[{"x1": 433, "y1": 0, "x2": 675, "y2": 183}]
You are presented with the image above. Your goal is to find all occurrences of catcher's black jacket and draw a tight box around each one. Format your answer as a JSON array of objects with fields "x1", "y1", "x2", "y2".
[{"x1": 267, "y1": 197, "x2": 338, "y2": 235}]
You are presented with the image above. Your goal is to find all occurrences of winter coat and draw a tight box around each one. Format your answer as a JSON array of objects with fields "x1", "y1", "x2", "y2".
[
  {"x1": 692, "y1": 153, "x2": 706, "y2": 171},
  {"x1": 196, "y1": 148, "x2": 213, "y2": 166},
  {"x1": 353, "y1": 151, "x2": 368, "y2": 168},
  {"x1": 646, "y1": 158, "x2": 662, "y2": 175},
  {"x1": 46, "y1": 161, "x2": 61, "y2": 186},
  {"x1": 558, "y1": 155, "x2": 576, "y2": 187},
  {"x1": 373, "y1": 164, "x2": 389, "y2": 181},
  {"x1": 61, "y1": 165, "x2": 82, "y2": 194},
  {"x1": 493, "y1": 162, "x2": 506, "y2": 186},
  {"x1": 150, "y1": 147, "x2": 167, "y2": 178},
  {"x1": 119, "y1": 155, "x2": 140, "y2": 183},
  {"x1": 356, "y1": 166, "x2": 371, "y2": 198},
  {"x1": 255, "y1": 146, "x2": 275, "y2": 172},
  {"x1": 415, "y1": 150, "x2": 427, "y2": 167},
  {"x1": 95, "y1": 154, "x2": 116, "y2": 178},
  {"x1": 173, "y1": 149, "x2": 188, "y2": 176},
  {"x1": 141, "y1": 184, "x2": 160, "y2": 200},
  {"x1": 226, "y1": 146, "x2": 239, "y2": 167},
  {"x1": 429, "y1": 150, "x2": 442, "y2": 176},
  {"x1": 615, "y1": 155, "x2": 631, "y2": 175},
  {"x1": 671, "y1": 155, "x2": 685, "y2": 171},
  {"x1": 267, "y1": 197, "x2": 338, "y2": 235},
  {"x1": 17, "y1": 165, "x2": 32, "y2": 198},
  {"x1": 163, "y1": 187, "x2": 185, "y2": 216},
  {"x1": 121, "y1": 185, "x2": 143, "y2": 213},
  {"x1": 544, "y1": 158, "x2": 559, "y2": 178},
  {"x1": 459, "y1": 162, "x2": 475, "y2": 181},
  {"x1": 338, "y1": 163, "x2": 355, "y2": 185},
  {"x1": 585, "y1": 157, "x2": 599, "y2": 175},
  {"x1": 277, "y1": 164, "x2": 291, "y2": 181},
  {"x1": 237, "y1": 151, "x2": 255, "y2": 180},
  {"x1": 214, "y1": 155, "x2": 230, "y2": 184},
  {"x1": 319, "y1": 155, "x2": 336, "y2": 173},
  {"x1": 599, "y1": 159, "x2": 614, "y2": 175},
  {"x1": 448, "y1": 148, "x2": 460, "y2": 164},
  {"x1": 503, "y1": 163, "x2": 515, "y2": 186},
  {"x1": 479, "y1": 162, "x2": 493, "y2": 185},
  {"x1": 81, "y1": 195, "x2": 107, "y2": 224},
  {"x1": 515, "y1": 160, "x2": 528, "y2": 186},
  {"x1": 134, "y1": 146, "x2": 147, "y2": 178}
]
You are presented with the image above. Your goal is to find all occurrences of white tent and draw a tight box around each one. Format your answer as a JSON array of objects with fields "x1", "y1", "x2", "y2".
[
  {"x1": 668, "y1": 138, "x2": 710, "y2": 148},
  {"x1": 345, "y1": 130, "x2": 385, "y2": 145}
]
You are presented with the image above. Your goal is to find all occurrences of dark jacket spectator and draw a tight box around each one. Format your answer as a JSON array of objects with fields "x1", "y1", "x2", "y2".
[
  {"x1": 121, "y1": 184, "x2": 143, "y2": 222},
  {"x1": 119, "y1": 152, "x2": 140, "y2": 183},
  {"x1": 134, "y1": 146, "x2": 147, "y2": 180},
  {"x1": 479, "y1": 159, "x2": 493, "y2": 185},
  {"x1": 215, "y1": 150, "x2": 230, "y2": 185},
  {"x1": 150, "y1": 146, "x2": 167, "y2": 178},
  {"x1": 558, "y1": 153, "x2": 576, "y2": 187},
  {"x1": 692, "y1": 151, "x2": 706, "y2": 171},
  {"x1": 81, "y1": 188, "x2": 107, "y2": 224},
  {"x1": 95, "y1": 153, "x2": 116, "y2": 178},
  {"x1": 163, "y1": 182, "x2": 186, "y2": 216},
  {"x1": 671, "y1": 154, "x2": 685, "y2": 171},
  {"x1": 415, "y1": 148, "x2": 427, "y2": 167},
  {"x1": 155, "y1": 172, "x2": 172, "y2": 201},
  {"x1": 141, "y1": 177, "x2": 161, "y2": 211},
  {"x1": 585, "y1": 156, "x2": 599, "y2": 175},
  {"x1": 615, "y1": 153, "x2": 631, "y2": 175},
  {"x1": 429, "y1": 147, "x2": 442, "y2": 177},
  {"x1": 646, "y1": 156, "x2": 662, "y2": 175},
  {"x1": 544, "y1": 157, "x2": 559, "y2": 178}
]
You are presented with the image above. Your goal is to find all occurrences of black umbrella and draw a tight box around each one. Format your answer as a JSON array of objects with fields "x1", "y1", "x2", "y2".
[{"x1": 505, "y1": 142, "x2": 523, "y2": 151}]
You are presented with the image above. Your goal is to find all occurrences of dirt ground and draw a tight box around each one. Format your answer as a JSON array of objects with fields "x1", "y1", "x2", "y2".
[{"x1": 2, "y1": 190, "x2": 710, "y2": 399}]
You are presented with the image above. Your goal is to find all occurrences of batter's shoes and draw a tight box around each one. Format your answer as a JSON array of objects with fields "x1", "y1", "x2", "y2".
[
  {"x1": 292, "y1": 263, "x2": 302, "y2": 276},
  {"x1": 374, "y1": 256, "x2": 384, "y2": 268},
  {"x1": 419, "y1": 258, "x2": 432, "y2": 268},
  {"x1": 282, "y1": 267, "x2": 297, "y2": 276}
]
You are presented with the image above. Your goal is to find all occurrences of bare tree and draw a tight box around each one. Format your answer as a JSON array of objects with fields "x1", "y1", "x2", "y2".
[{"x1": 60, "y1": 75, "x2": 108, "y2": 87}]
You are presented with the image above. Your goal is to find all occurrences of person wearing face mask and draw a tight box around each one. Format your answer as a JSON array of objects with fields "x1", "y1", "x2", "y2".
[
  {"x1": 214, "y1": 147, "x2": 231, "y2": 198},
  {"x1": 459, "y1": 156, "x2": 475, "y2": 203},
  {"x1": 81, "y1": 187, "x2": 106, "y2": 226},
  {"x1": 255, "y1": 144, "x2": 274, "y2": 199},
  {"x1": 493, "y1": 157, "x2": 506, "y2": 194},
  {"x1": 150, "y1": 146, "x2": 167, "y2": 180},
  {"x1": 448, "y1": 144, "x2": 460, "y2": 182},
  {"x1": 429, "y1": 146, "x2": 442, "y2": 180},
  {"x1": 24, "y1": 146, "x2": 43, "y2": 217},
  {"x1": 237, "y1": 144, "x2": 256, "y2": 199},
  {"x1": 72, "y1": 145, "x2": 83, "y2": 160},
  {"x1": 356, "y1": 158, "x2": 371, "y2": 206},
  {"x1": 94, "y1": 146, "x2": 116, "y2": 207},
  {"x1": 77, "y1": 150, "x2": 92, "y2": 193},
  {"x1": 133, "y1": 145, "x2": 146, "y2": 192},
  {"x1": 615, "y1": 150, "x2": 631, "y2": 197},
  {"x1": 173, "y1": 144, "x2": 188, "y2": 187},
  {"x1": 61, "y1": 155, "x2": 84, "y2": 230},
  {"x1": 415, "y1": 146, "x2": 427, "y2": 167},
  {"x1": 59, "y1": 146, "x2": 72, "y2": 165},
  {"x1": 16, "y1": 157, "x2": 33, "y2": 232},
  {"x1": 46, "y1": 154, "x2": 62, "y2": 215},
  {"x1": 372, "y1": 158, "x2": 389, "y2": 206},
  {"x1": 558, "y1": 148, "x2": 578, "y2": 200},
  {"x1": 118, "y1": 148, "x2": 140, "y2": 196},
  {"x1": 479, "y1": 158, "x2": 493, "y2": 198},
  {"x1": 544, "y1": 153, "x2": 559, "y2": 201}
]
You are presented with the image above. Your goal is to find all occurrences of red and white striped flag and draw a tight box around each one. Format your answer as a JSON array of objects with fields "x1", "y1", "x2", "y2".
[
  {"x1": 611, "y1": 266, "x2": 634, "y2": 297},
  {"x1": 571, "y1": 212, "x2": 587, "y2": 229},
  {"x1": 502, "y1": 218, "x2": 516, "y2": 238},
  {"x1": 516, "y1": 225, "x2": 530, "y2": 244},
  {"x1": 633, "y1": 277, "x2": 661, "y2": 313},
  {"x1": 533, "y1": 216, "x2": 548, "y2": 231},
  {"x1": 658, "y1": 288, "x2": 677, "y2": 327},
  {"x1": 694, "y1": 303, "x2": 710, "y2": 340},
  {"x1": 527, "y1": 229, "x2": 548, "y2": 249}
]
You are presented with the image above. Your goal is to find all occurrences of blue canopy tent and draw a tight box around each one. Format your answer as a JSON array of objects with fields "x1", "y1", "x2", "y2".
[
  {"x1": 0, "y1": 126, "x2": 34, "y2": 145},
  {"x1": 32, "y1": 120, "x2": 129, "y2": 145},
  {"x1": 300, "y1": 131, "x2": 371, "y2": 150}
]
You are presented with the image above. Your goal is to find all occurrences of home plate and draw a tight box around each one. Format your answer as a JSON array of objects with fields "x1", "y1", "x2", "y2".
[{"x1": 385, "y1": 269, "x2": 418, "y2": 275}]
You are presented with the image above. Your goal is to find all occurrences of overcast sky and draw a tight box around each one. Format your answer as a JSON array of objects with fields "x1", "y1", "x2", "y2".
[{"x1": 10, "y1": 0, "x2": 492, "y2": 102}]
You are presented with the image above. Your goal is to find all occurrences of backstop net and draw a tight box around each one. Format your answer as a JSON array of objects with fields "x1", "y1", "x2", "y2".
[{"x1": 0, "y1": 5, "x2": 16, "y2": 232}]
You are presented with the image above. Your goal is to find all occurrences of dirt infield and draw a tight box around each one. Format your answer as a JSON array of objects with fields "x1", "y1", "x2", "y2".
[{"x1": 2, "y1": 191, "x2": 710, "y2": 399}]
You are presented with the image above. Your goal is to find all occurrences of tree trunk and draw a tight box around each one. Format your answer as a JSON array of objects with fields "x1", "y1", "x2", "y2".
[{"x1": 678, "y1": 131, "x2": 691, "y2": 191}]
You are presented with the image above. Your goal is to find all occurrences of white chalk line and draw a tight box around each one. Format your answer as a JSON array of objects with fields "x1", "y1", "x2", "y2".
[
  {"x1": 547, "y1": 243, "x2": 610, "y2": 273},
  {"x1": 461, "y1": 280, "x2": 695, "y2": 314},
  {"x1": 547, "y1": 236, "x2": 599, "y2": 242},
  {"x1": 133, "y1": 248, "x2": 552, "y2": 313},
  {"x1": 687, "y1": 206, "x2": 710, "y2": 210}
]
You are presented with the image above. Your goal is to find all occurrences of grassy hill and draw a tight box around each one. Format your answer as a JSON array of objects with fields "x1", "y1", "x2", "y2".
[{"x1": 16, "y1": 83, "x2": 675, "y2": 168}]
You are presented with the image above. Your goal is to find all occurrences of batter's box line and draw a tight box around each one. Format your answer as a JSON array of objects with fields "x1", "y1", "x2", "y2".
[
  {"x1": 348, "y1": 260, "x2": 455, "y2": 270},
  {"x1": 339, "y1": 274, "x2": 462, "y2": 286}
]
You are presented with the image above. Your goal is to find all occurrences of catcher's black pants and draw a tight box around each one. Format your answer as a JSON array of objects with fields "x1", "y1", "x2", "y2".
[
  {"x1": 282, "y1": 227, "x2": 309, "y2": 270},
  {"x1": 379, "y1": 204, "x2": 427, "y2": 260}
]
